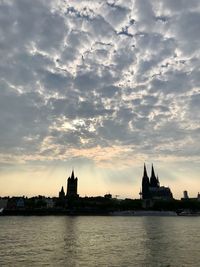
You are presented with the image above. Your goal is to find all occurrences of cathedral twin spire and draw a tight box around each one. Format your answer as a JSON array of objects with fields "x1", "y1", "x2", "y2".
[
  {"x1": 143, "y1": 163, "x2": 148, "y2": 178},
  {"x1": 141, "y1": 163, "x2": 173, "y2": 200},
  {"x1": 142, "y1": 163, "x2": 159, "y2": 188}
]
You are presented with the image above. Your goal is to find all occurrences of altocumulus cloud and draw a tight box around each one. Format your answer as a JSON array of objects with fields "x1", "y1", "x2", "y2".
[{"x1": 0, "y1": 0, "x2": 200, "y2": 170}]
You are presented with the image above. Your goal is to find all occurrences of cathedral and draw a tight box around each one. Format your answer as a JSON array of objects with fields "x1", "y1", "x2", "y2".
[
  {"x1": 140, "y1": 164, "x2": 173, "y2": 200},
  {"x1": 59, "y1": 170, "x2": 79, "y2": 199}
]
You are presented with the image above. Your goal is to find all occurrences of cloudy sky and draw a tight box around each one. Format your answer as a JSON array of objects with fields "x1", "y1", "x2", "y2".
[{"x1": 0, "y1": 0, "x2": 200, "y2": 198}]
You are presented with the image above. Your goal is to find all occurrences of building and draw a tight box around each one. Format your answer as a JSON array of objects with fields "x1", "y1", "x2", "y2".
[
  {"x1": 58, "y1": 170, "x2": 79, "y2": 199},
  {"x1": 183, "y1": 190, "x2": 189, "y2": 199},
  {"x1": 59, "y1": 186, "x2": 65, "y2": 199},
  {"x1": 140, "y1": 164, "x2": 173, "y2": 200},
  {"x1": 16, "y1": 198, "x2": 25, "y2": 209},
  {"x1": 104, "y1": 193, "x2": 112, "y2": 199},
  {"x1": 45, "y1": 198, "x2": 54, "y2": 208},
  {"x1": 67, "y1": 170, "x2": 79, "y2": 198},
  {"x1": 0, "y1": 198, "x2": 8, "y2": 209},
  {"x1": 181, "y1": 191, "x2": 200, "y2": 201}
]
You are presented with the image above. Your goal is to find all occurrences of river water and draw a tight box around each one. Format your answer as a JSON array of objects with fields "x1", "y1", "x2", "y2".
[{"x1": 0, "y1": 216, "x2": 199, "y2": 266}]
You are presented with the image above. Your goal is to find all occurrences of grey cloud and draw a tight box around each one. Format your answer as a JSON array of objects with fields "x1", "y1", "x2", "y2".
[
  {"x1": 49, "y1": 97, "x2": 113, "y2": 119},
  {"x1": 97, "y1": 85, "x2": 121, "y2": 98},
  {"x1": 98, "y1": 119, "x2": 131, "y2": 142},
  {"x1": 173, "y1": 12, "x2": 200, "y2": 54},
  {"x1": 0, "y1": 0, "x2": 66, "y2": 52},
  {"x1": 135, "y1": 33, "x2": 176, "y2": 82},
  {"x1": 0, "y1": 88, "x2": 49, "y2": 153},
  {"x1": 103, "y1": 1, "x2": 130, "y2": 29},
  {"x1": 0, "y1": 0, "x2": 200, "y2": 165},
  {"x1": 61, "y1": 30, "x2": 91, "y2": 63},
  {"x1": 187, "y1": 93, "x2": 200, "y2": 121},
  {"x1": 150, "y1": 70, "x2": 191, "y2": 94},
  {"x1": 112, "y1": 45, "x2": 136, "y2": 70},
  {"x1": 134, "y1": 0, "x2": 155, "y2": 29},
  {"x1": 160, "y1": 0, "x2": 200, "y2": 12},
  {"x1": 41, "y1": 71, "x2": 72, "y2": 94}
]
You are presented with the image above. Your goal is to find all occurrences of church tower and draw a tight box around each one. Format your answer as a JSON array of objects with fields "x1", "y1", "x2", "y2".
[
  {"x1": 142, "y1": 163, "x2": 150, "y2": 199},
  {"x1": 59, "y1": 186, "x2": 65, "y2": 199},
  {"x1": 140, "y1": 164, "x2": 173, "y2": 201},
  {"x1": 156, "y1": 175, "x2": 160, "y2": 187},
  {"x1": 150, "y1": 164, "x2": 159, "y2": 188},
  {"x1": 66, "y1": 170, "x2": 78, "y2": 198}
]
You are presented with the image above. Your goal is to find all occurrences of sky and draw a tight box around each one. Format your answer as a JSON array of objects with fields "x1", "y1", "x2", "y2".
[{"x1": 0, "y1": 0, "x2": 200, "y2": 199}]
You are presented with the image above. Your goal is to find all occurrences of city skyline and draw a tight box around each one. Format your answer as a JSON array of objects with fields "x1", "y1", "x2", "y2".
[
  {"x1": 0, "y1": 164, "x2": 198, "y2": 200},
  {"x1": 0, "y1": 0, "x2": 200, "y2": 199}
]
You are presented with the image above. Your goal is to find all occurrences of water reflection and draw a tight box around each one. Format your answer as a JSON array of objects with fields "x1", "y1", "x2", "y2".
[
  {"x1": 141, "y1": 217, "x2": 173, "y2": 266},
  {"x1": 141, "y1": 217, "x2": 200, "y2": 266},
  {"x1": 0, "y1": 216, "x2": 200, "y2": 266},
  {"x1": 63, "y1": 217, "x2": 79, "y2": 265}
]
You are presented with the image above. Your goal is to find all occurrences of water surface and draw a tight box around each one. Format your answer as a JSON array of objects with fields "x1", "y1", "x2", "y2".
[{"x1": 0, "y1": 216, "x2": 199, "y2": 266}]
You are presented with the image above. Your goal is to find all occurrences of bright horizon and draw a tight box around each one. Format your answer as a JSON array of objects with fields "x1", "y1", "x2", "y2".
[
  {"x1": 0, "y1": 161, "x2": 199, "y2": 199},
  {"x1": 0, "y1": 0, "x2": 200, "y2": 199}
]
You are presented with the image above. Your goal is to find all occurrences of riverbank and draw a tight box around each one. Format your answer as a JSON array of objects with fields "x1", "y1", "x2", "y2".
[{"x1": 1, "y1": 209, "x2": 200, "y2": 216}]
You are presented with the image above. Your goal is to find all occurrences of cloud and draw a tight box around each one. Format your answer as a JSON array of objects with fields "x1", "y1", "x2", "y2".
[{"x1": 0, "y1": 0, "x2": 200, "y2": 171}]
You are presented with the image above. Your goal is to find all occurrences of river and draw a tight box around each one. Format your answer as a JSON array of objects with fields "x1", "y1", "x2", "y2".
[{"x1": 0, "y1": 216, "x2": 199, "y2": 266}]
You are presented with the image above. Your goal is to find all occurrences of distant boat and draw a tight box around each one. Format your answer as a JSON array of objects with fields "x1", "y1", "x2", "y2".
[{"x1": 178, "y1": 210, "x2": 200, "y2": 216}]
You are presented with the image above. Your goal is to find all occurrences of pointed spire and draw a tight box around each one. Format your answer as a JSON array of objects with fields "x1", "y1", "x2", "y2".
[
  {"x1": 67, "y1": 169, "x2": 78, "y2": 197},
  {"x1": 142, "y1": 163, "x2": 150, "y2": 199},
  {"x1": 151, "y1": 164, "x2": 156, "y2": 179},
  {"x1": 59, "y1": 186, "x2": 65, "y2": 199},
  {"x1": 150, "y1": 164, "x2": 159, "y2": 187},
  {"x1": 142, "y1": 163, "x2": 149, "y2": 183},
  {"x1": 157, "y1": 175, "x2": 160, "y2": 186},
  {"x1": 71, "y1": 169, "x2": 75, "y2": 179},
  {"x1": 143, "y1": 163, "x2": 148, "y2": 177}
]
